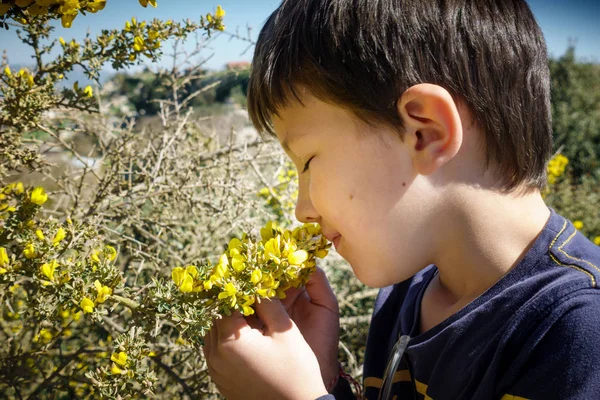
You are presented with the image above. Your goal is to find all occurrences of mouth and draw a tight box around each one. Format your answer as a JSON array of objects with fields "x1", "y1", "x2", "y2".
[
  {"x1": 330, "y1": 234, "x2": 341, "y2": 249},
  {"x1": 333, "y1": 236, "x2": 341, "y2": 248}
]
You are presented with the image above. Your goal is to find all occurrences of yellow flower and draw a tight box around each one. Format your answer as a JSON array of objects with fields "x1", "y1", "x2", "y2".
[
  {"x1": 39, "y1": 328, "x2": 53, "y2": 343},
  {"x1": 35, "y1": 229, "x2": 45, "y2": 241},
  {"x1": 257, "y1": 288, "x2": 275, "y2": 298},
  {"x1": 61, "y1": 12, "x2": 77, "y2": 28},
  {"x1": 139, "y1": 0, "x2": 157, "y2": 8},
  {"x1": 58, "y1": 0, "x2": 80, "y2": 14},
  {"x1": 251, "y1": 269, "x2": 262, "y2": 284},
  {"x1": 23, "y1": 243, "x2": 36, "y2": 259},
  {"x1": 53, "y1": 227, "x2": 66, "y2": 245},
  {"x1": 241, "y1": 295, "x2": 255, "y2": 316},
  {"x1": 228, "y1": 238, "x2": 242, "y2": 255},
  {"x1": 90, "y1": 249, "x2": 101, "y2": 264},
  {"x1": 40, "y1": 260, "x2": 58, "y2": 281},
  {"x1": 260, "y1": 221, "x2": 277, "y2": 242},
  {"x1": 59, "y1": 36, "x2": 66, "y2": 46},
  {"x1": 186, "y1": 265, "x2": 198, "y2": 279},
  {"x1": 264, "y1": 236, "x2": 281, "y2": 262},
  {"x1": 215, "y1": 5, "x2": 225, "y2": 18},
  {"x1": 94, "y1": 280, "x2": 112, "y2": 303},
  {"x1": 3, "y1": 66, "x2": 11, "y2": 77},
  {"x1": 105, "y1": 245, "x2": 117, "y2": 261},
  {"x1": 110, "y1": 363, "x2": 122, "y2": 375},
  {"x1": 80, "y1": 297, "x2": 94, "y2": 313},
  {"x1": 111, "y1": 351, "x2": 128, "y2": 366},
  {"x1": 288, "y1": 250, "x2": 308, "y2": 265},
  {"x1": 315, "y1": 249, "x2": 329, "y2": 258},
  {"x1": 13, "y1": 182, "x2": 24, "y2": 195},
  {"x1": 84, "y1": 85, "x2": 93, "y2": 98},
  {"x1": 86, "y1": 0, "x2": 106, "y2": 13},
  {"x1": 218, "y1": 282, "x2": 238, "y2": 307},
  {"x1": 30, "y1": 187, "x2": 48, "y2": 205},
  {"x1": 148, "y1": 29, "x2": 159, "y2": 41},
  {"x1": 593, "y1": 236, "x2": 600, "y2": 246},
  {"x1": 573, "y1": 220, "x2": 584, "y2": 230},
  {"x1": 231, "y1": 254, "x2": 245, "y2": 272},
  {"x1": 0, "y1": 247, "x2": 9, "y2": 266},
  {"x1": 171, "y1": 267, "x2": 193, "y2": 293},
  {"x1": 133, "y1": 36, "x2": 145, "y2": 52}
]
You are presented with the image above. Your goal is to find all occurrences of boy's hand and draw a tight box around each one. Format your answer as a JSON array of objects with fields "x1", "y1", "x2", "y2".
[
  {"x1": 203, "y1": 298, "x2": 329, "y2": 400},
  {"x1": 280, "y1": 267, "x2": 341, "y2": 387}
]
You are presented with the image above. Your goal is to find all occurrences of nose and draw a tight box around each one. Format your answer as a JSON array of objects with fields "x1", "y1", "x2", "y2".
[{"x1": 294, "y1": 175, "x2": 319, "y2": 223}]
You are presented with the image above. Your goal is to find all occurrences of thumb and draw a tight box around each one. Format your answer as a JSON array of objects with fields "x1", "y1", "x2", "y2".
[
  {"x1": 255, "y1": 297, "x2": 294, "y2": 334},
  {"x1": 305, "y1": 267, "x2": 339, "y2": 314}
]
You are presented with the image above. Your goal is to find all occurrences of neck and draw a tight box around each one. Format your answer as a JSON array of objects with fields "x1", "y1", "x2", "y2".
[{"x1": 430, "y1": 186, "x2": 551, "y2": 306}]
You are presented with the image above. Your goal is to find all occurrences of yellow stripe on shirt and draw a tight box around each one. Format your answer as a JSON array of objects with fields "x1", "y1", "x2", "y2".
[{"x1": 364, "y1": 370, "x2": 412, "y2": 388}]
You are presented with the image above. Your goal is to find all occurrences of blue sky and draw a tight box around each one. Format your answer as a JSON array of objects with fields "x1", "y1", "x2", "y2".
[{"x1": 1, "y1": 0, "x2": 598, "y2": 72}]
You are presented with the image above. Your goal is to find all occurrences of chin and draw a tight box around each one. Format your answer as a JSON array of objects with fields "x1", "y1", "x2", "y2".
[
  {"x1": 350, "y1": 265, "x2": 391, "y2": 288},
  {"x1": 351, "y1": 261, "x2": 419, "y2": 288}
]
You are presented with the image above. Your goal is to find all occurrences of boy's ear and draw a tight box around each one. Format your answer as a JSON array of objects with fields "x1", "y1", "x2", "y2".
[{"x1": 396, "y1": 84, "x2": 463, "y2": 176}]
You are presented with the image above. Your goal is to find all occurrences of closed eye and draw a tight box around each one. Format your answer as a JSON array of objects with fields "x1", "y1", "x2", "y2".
[{"x1": 302, "y1": 156, "x2": 315, "y2": 173}]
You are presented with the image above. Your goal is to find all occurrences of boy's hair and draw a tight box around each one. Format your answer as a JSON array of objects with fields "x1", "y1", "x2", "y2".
[{"x1": 247, "y1": 0, "x2": 553, "y2": 190}]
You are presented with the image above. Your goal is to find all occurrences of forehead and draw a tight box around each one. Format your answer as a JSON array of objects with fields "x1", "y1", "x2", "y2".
[{"x1": 272, "y1": 93, "x2": 353, "y2": 150}]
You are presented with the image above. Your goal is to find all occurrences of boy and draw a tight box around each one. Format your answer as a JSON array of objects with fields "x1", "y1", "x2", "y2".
[{"x1": 202, "y1": 0, "x2": 600, "y2": 399}]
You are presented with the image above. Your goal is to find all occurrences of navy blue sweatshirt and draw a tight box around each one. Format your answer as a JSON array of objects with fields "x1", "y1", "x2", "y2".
[{"x1": 319, "y1": 209, "x2": 600, "y2": 400}]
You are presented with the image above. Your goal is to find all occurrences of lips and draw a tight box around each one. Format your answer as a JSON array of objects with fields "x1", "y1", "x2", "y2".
[
  {"x1": 332, "y1": 235, "x2": 341, "y2": 249},
  {"x1": 323, "y1": 233, "x2": 341, "y2": 248}
]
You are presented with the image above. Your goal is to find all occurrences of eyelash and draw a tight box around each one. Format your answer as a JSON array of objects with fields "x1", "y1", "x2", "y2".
[{"x1": 302, "y1": 156, "x2": 314, "y2": 173}]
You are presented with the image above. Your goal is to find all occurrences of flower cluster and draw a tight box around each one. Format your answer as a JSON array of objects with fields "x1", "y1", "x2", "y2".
[
  {"x1": 0, "y1": 183, "x2": 122, "y2": 320},
  {"x1": 0, "y1": 0, "x2": 108, "y2": 28},
  {"x1": 171, "y1": 221, "x2": 330, "y2": 318},
  {"x1": 0, "y1": 3, "x2": 225, "y2": 133},
  {"x1": 547, "y1": 153, "x2": 569, "y2": 185}
]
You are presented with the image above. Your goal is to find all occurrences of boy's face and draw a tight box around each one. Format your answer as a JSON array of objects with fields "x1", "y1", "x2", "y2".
[{"x1": 273, "y1": 93, "x2": 434, "y2": 287}]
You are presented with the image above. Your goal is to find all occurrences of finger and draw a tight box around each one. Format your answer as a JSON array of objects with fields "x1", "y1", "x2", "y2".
[
  {"x1": 245, "y1": 314, "x2": 265, "y2": 331},
  {"x1": 279, "y1": 285, "x2": 308, "y2": 311},
  {"x1": 201, "y1": 329, "x2": 212, "y2": 360},
  {"x1": 305, "y1": 267, "x2": 338, "y2": 313},
  {"x1": 215, "y1": 311, "x2": 252, "y2": 342},
  {"x1": 211, "y1": 320, "x2": 218, "y2": 350},
  {"x1": 254, "y1": 297, "x2": 293, "y2": 334}
]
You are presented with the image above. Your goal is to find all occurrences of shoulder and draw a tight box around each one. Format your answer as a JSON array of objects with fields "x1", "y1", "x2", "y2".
[
  {"x1": 496, "y1": 290, "x2": 600, "y2": 399},
  {"x1": 546, "y1": 214, "x2": 600, "y2": 289}
]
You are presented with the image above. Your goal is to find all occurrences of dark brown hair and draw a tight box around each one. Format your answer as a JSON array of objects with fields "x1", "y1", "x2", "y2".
[{"x1": 248, "y1": 0, "x2": 553, "y2": 190}]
